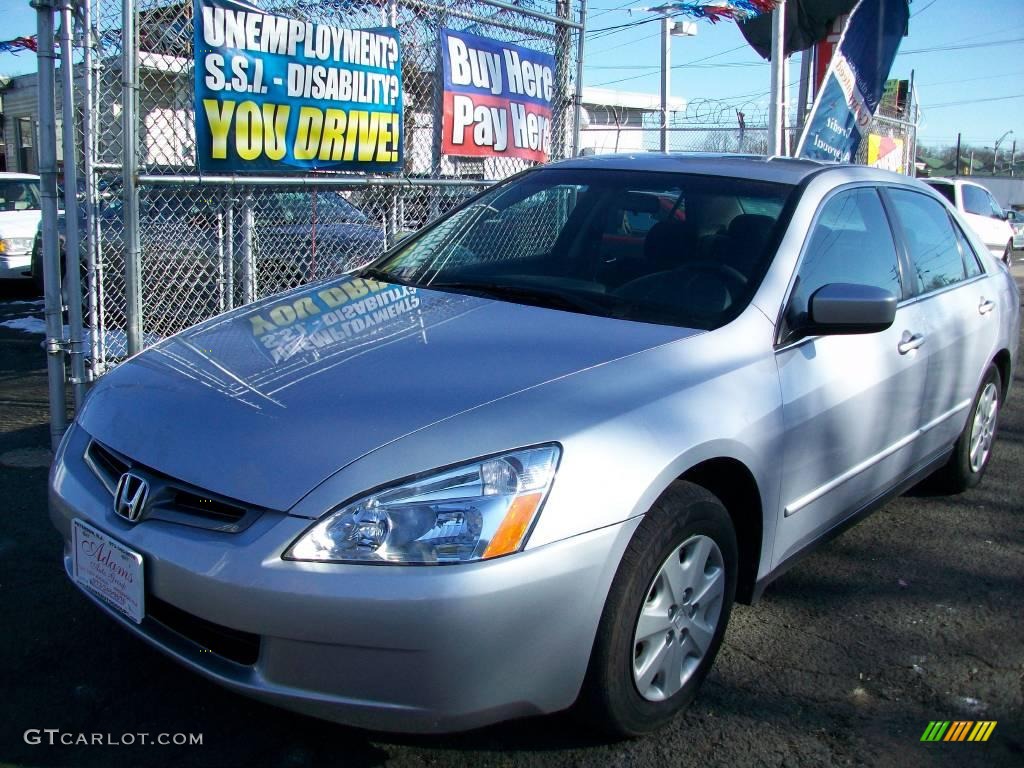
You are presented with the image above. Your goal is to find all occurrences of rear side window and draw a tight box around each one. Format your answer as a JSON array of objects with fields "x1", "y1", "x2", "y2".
[
  {"x1": 962, "y1": 185, "x2": 1001, "y2": 218},
  {"x1": 887, "y1": 189, "x2": 966, "y2": 294},
  {"x1": 952, "y1": 221, "x2": 983, "y2": 277},
  {"x1": 785, "y1": 188, "x2": 901, "y2": 330},
  {"x1": 928, "y1": 183, "x2": 955, "y2": 206}
]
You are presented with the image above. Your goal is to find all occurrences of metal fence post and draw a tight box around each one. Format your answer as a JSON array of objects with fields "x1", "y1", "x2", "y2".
[
  {"x1": 224, "y1": 198, "x2": 235, "y2": 310},
  {"x1": 571, "y1": 0, "x2": 587, "y2": 158},
  {"x1": 121, "y1": 0, "x2": 143, "y2": 355},
  {"x1": 80, "y1": 0, "x2": 103, "y2": 375},
  {"x1": 215, "y1": 208, "x2": 225, "y2": 313},
  {"x1": 241, "y1": 196, "x2": 255, "y2": 304},
  {"x1": 33, "y1": 0, "x2": 67, "y2": 449},
  {"x1": 59, "y1": 0, "x2": 86, "y2": 408}
]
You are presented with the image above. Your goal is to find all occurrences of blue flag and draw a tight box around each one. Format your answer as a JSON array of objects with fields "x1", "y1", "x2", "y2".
[{"x1": 796, "y1": 0, "x2": 908, "y2": 163}]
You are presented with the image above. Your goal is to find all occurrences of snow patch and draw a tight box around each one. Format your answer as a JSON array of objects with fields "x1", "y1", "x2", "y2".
[{"x1": 0, "y1": 317, "x2": 46, "y2": 334}]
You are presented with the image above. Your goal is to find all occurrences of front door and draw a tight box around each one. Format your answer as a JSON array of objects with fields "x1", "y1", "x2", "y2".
[{"x1": 773, "y1": 187, "x2": 930, "y2": 567}]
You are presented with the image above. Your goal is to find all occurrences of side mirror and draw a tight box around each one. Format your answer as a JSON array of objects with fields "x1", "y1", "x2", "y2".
[{"x1": 807, "y1": 283, "x2": 897, "y2": 335}]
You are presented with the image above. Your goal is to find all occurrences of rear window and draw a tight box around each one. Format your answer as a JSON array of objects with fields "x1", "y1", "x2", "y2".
[{"x1": 926, "y1": 182, "x2": 955, "y2": 206}]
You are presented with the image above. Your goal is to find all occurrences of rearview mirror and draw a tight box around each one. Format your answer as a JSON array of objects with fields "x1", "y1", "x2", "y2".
[{"x1": 807, "y1": 283, "x2": 897, "y2": 335}]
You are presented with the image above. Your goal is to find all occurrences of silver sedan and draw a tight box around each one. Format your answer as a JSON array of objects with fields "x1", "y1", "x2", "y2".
[{"x1": 50, "y1": 154, "x2": 1020, "y2": 736}]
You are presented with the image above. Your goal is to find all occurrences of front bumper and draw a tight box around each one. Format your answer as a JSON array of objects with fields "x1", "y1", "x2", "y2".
[
  {"x1": 50, "y1": 424, "x2": 639, "y2": 732},
  {"x1": 0, "y1": 253, "x2": 31, "y2": 279}
]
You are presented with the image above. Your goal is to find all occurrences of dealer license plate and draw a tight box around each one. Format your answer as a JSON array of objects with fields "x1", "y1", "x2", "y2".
[{"x1": 72, "y1": 519, "x2": 145, "y2": 624}]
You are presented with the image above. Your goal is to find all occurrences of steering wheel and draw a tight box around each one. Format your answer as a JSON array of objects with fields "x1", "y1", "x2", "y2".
[{"x1": 614, "y1": 261, "x2": 749, "y2": 304}]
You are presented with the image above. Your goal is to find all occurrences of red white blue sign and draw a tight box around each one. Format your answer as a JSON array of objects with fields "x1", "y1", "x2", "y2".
[{"x1": 440, "y1": 29, "x2": 555, "y2": 162}]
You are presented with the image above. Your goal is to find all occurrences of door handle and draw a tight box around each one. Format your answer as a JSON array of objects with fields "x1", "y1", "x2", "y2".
[
  {"x1": 898, "y1": 332, "x2": 925, "y2": 355},
  {"x1": 979, "y1": 298, "x2": 996, "y2": 315}
]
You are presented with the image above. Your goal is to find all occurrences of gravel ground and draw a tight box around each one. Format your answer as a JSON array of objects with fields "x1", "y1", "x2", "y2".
[{"x1": 0, "y1": 270, "x2": 1021, "y2": 768}]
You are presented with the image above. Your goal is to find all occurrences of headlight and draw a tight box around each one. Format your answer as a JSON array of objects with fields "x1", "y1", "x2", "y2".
[
  {"x1": 285, "y1": 445, "x2": 561, "y2": 564},
  {"x1": 0, "y1": 237, "x2": 35, "y2": 254}
]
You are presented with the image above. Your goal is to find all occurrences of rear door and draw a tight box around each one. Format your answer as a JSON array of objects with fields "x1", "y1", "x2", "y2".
[
  {"x1": 773, "y1": 186, "x2": 930, "y2": 567},
  {"x1": 884, "y1": 188, "x2": 1001, "y2": 456}
]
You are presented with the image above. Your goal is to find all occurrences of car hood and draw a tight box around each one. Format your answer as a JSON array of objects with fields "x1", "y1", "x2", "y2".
[
  {"x1": 0, "y1": 209, "x2": 42, "y2": 239},
  {"x1": 78, "y1": 275, "x2": 696, "y2": 511}
]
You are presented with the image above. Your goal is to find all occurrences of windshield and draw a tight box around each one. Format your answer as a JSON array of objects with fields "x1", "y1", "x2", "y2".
[
  {"x1": 368, "y1": 168, "x2": 795, "y2": 330},
  {"x1": 0, "y1": 180, "x2": 41, "y2": 211}
]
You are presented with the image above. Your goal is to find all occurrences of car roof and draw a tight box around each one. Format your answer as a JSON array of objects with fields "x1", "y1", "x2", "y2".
[{"x1": 546, "y1": 152, "x2": 854, "y2": 186}]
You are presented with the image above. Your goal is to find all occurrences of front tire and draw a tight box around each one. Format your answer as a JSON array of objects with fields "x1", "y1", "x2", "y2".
[
  {"x1": 934, "y1": 364, "x2": 1002, "y2": 492},
  {"x1": 1003, "y1": 242, "x2": 1013, "y2": 267},
  {"x1": 579, "y1": 481, "x2": 737, "y2": 737}
]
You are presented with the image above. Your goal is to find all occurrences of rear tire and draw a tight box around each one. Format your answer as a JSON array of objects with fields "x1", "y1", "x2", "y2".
[
  {"x1": 933, "y1": 364, "x2": 1002, "y2": 493},
  {"x1": 578, "y1": 481, "x2": 737, "y2": 737}
]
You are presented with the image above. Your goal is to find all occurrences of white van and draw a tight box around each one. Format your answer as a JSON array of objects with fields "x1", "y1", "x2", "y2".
[
  {"x1": 0, "y1": 173, "x2": 42, "y2": 280},
  {"x1": 925, "y1": 178, "x2": 1014, "y2": 266}
]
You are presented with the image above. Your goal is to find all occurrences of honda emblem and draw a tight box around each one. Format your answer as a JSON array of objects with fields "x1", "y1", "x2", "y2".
[{"x1": 113, "y1": 472, "x2": 149, "y2": 522}]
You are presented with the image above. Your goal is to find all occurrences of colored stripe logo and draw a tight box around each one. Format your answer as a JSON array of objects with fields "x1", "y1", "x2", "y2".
[{"x1": 920, "y1": 721, "x2": 996, "y2": 742}]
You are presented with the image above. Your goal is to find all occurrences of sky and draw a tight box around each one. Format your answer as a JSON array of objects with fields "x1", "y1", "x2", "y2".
[
  {"x1": 578, "y1": 0, "x2": 1024, "y2": 151},
  {"x1": 1, "y1": 0, "x2": 1021, "y2": 152}
]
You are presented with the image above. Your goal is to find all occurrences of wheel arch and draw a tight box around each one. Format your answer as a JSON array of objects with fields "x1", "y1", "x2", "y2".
[
  {"x1": 676, "y1": 457, "x2": 764, "y2": 605},
  {"x1": 993, "y1": 348, "x2": 1012, "y2": 401}
]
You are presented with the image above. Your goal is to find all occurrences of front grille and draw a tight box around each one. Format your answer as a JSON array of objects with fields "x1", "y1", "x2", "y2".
[
  {"x1": 146, "y1": 595, "x2": 261, "y2": 666},
  {"x1": 85, "y1": 440, "x2": 130, "y2": 494},
  {"x1": 85, "y1": 438, "x2": 263, "y2": 533},
  {"x1": 172, "y1": 490, "x2": 247, "y2": 524}
]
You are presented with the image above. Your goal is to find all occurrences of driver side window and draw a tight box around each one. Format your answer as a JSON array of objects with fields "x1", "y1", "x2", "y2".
[{"x1": 785, "y1": 188, "x2": 902, "y2": 332}]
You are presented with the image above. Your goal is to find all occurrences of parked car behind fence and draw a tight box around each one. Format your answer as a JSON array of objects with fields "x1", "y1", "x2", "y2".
[{"x1": 33, "y1": 187, "x2": 385, "y2": 342}]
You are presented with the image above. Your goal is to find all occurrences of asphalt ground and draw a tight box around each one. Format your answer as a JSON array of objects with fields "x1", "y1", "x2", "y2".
[{"x1": 0, "y1": 263, "x2": 1022, "y2": 768}]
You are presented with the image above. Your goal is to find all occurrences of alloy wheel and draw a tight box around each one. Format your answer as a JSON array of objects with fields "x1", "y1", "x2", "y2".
[{"x1": 969, "y1": 382, "x2": 999, "y2": 473}]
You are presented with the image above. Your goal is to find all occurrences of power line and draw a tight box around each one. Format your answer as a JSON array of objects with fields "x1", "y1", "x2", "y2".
[
  {"x1": 917, "y1": 70, "x2": 1024, "y2": 87},
  {"x1": 587, "y1": 1, "x2": 640, "y2": 22},
  {"x1": 587, "y1": 28, "x2": 662, "y2": 56},
  {"x1": 589, "y1": 43, "x2": 751, "y2": 87},
  {"x1": 588, "y1": 60, "x2": 767, "y2": 69},
  {"x1": 897, "y1": 37, "x2": 1024, "y2": 55},
  {"x1": 910, "y1": 0, "x2": 942, "y2": 17},
  {"x1": 929, "y1": 93, "x2": 1024, "y2": 108}
]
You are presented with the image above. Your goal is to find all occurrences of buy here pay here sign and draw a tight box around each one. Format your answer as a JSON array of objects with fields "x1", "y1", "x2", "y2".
[{"x1": 441, "y1": 29, "x2": 555, "y2": 163}]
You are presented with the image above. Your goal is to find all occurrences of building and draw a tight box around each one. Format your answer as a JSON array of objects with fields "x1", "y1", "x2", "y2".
[{"x1": 578, "y1": 87, "x2": 686, "y2": 155}]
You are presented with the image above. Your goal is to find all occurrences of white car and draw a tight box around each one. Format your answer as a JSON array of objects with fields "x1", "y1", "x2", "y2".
[
  {"x1": 1007, "y1": 209, "x2": 1024, "y2": 251},
  {"x1": 925, "y1": 178, "x2": 1014, "y2": 265},
  {"x1": 0, "y1": 173, "x2": 42, "y2": 280}
]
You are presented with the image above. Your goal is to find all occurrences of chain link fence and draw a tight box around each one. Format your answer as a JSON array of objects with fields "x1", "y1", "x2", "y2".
[
  {"x1": 61, "y1": 0, "x2": 583, "y2": 373},
  {"x1": 579, "y1": 97, "x2": 918, "y2": 170}
]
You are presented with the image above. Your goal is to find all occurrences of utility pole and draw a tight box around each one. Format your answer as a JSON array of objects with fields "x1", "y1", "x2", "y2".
[
  {"x1": 661, "y1": 16, "x2": 670, "y2": 152},
  {"x1": 768, "y1": 0, "x2": 787, "y2": 155},
  {"x1": 955, "y1": 133, "x2": 962, "y2": 176},
  {"x1": 994, "y1": 130, "x2": 1014, "y2": 176},
  {"x1": 1011, "y1": 140, "x2": 1017, "y2": 177}
]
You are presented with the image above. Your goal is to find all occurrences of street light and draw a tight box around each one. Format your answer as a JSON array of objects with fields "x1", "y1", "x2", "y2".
[
  {"x1": 994, "y1": 130, "x2": 1014, "y2": 175},
  {"x1": 660, "y1": 18, "x2": 698, "y2": 152}
]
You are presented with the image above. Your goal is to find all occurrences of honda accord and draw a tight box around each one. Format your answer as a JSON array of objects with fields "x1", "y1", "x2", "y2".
[{"x1": 50, "y1": 154, "x2": 1020, "y2": 736}]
